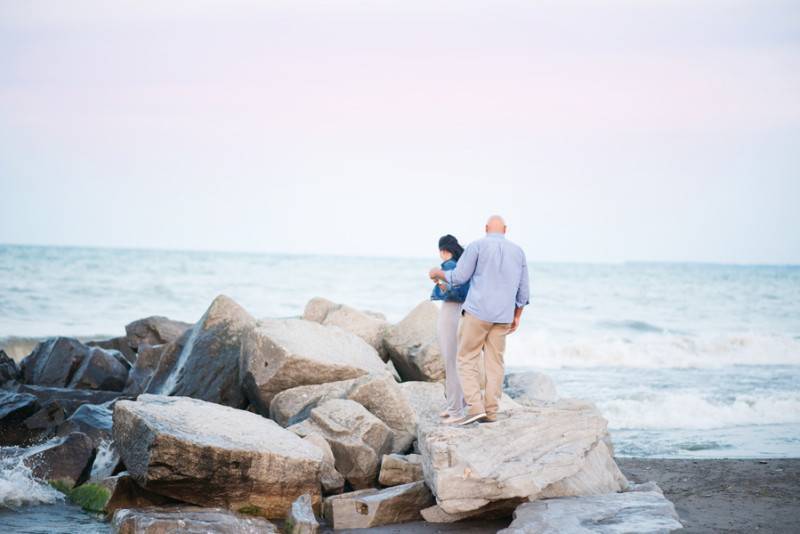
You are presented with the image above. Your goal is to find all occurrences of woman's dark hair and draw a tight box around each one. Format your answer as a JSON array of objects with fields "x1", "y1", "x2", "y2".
[{"x1": 438, "y1": 234, "x2": 464, "y2": 261}]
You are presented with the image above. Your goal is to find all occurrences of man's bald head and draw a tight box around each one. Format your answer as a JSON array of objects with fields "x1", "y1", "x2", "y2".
[{"x1": 486, "y1": 215, "x2": 507, "y2": 234}]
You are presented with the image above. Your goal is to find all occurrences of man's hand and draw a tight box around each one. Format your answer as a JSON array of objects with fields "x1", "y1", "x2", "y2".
[
  {"x1": 507, "y1": 306, "x2": 523, "y2": 334},
  {"x1": 429, "y1": 268, "x2": 445, "y2": 281}
]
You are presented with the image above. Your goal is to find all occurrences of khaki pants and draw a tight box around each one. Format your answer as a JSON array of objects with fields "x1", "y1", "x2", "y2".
[{"x1": 457, "y1": 312, "x2": 509, "y2": 416}]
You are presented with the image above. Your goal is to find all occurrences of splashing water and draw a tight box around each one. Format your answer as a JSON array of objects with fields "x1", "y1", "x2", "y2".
[
  {"x1": 0, "y1": 440, "x2": 66, "y2": 509},
  {"x1": 88, "y1": 440, "x2": 119, "y2": 482}
]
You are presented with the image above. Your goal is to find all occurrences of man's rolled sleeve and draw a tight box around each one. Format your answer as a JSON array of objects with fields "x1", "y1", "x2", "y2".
[
  {"x1": 515, "y1": 256, "x2": 530, "y2": 308},
  {"x1": 444, "y1": 243, "x2": 477, "y2": 287}
]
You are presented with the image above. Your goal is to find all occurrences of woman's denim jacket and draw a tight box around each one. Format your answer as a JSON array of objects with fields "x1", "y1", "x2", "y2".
[{"x1": 430, "y1": 259, "x2": 470, "y2": 303}]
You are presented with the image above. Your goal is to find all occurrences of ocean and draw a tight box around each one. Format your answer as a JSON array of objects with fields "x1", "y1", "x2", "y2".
[{"x1": 1, "y1": 244, "x2": 799, "y2": 528}]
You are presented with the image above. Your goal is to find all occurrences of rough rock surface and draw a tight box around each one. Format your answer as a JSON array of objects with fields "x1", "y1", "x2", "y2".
[
  {"x1": 498, "y1": 485, "x2": 683, "y2": 533},
  {"x1": 0, "y1": 349, "x2": 20, "y2": 384},
  {"x1": 287, "y1": 493, "x2": 319, "y2": 534},
  {"x1": 0, "y1": 390, "x2": 41, "y2": 445},
  {"x1": 111, "y1": 506, "x2": 278, "y2": 534},
  {"x1": 24, "y1": 431, "x2": 96, "y2": 488},
  {"x1": 420, "y1": 499, "x2": 524, "y2": 523},
  {"x1": 113, "y1": 395, "x2": 323, "y2": 518},
  {"x1": 123, "y1": 344, "x2": 165, "y2": 395},
  {"x1": 19, "y1": 337, "x2": 90, "y2": 387},
  {"x1": 149, "y1": 295, "x2": 256, "y2": 407},
  {"x1": 539, "y1": 439, "x2": 628, "y2": 498},
  {"x1": 87, "y1": 336, "x2": 137, "y2": 365},
  {"x1": 504, "y1": 371, "x2": 558, "y2": 403},
  {"x1": 15, "y1": 384, "x2": 122, "y2": 418},
  {"x1": 383, "y1": 300, "x2": 444, "y2": 382},
  {"x1": 289, "y1": 399, "x2": 392, "y2": 489},
  {"x1": 323, "y1": 481, "x2": 435, "y2": 529},
  {"x1": 303, "y1": 297, "x2": 390, "y2": 360},
  {"x1": 240, "y1": 319, "x2": 386, "y2": 413},
  {"x1": 418, "y1": 399, "x2": 628, "y2": 514},
  {"x1": 67, "y1": 347, "x2": 130, "y2": 391},
  {"x1": 302, "y1": 433, "x2": 345, "y2": 494},
  {"x1": 398, "y1": 380, "x2": 446, "y2": 431},
  {"x1": 56, "y1": 402, "x2": 114, "y2": 448},
  {"x1": 379, "y1": 453, "x2": 424, "y2": 487},
  {"x1": 124, "y1": 315, "x2": 192, "y2": 350},
  {"x1": 88, "y1": 471, "x2": 178, "y2": 517},
  {"x1": 272, "y1": 374, "x2": 415, "y2": 453}
]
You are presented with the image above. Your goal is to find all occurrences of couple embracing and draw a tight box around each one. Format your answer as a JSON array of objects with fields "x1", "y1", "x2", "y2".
[{"x1": 429, "y1": 215, "x2": 530, "y2": 426}]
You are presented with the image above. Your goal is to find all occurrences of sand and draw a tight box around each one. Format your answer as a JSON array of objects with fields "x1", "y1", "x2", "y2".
[{"x1": 332, "y1": 458, "x2": 800, "y2": 533}]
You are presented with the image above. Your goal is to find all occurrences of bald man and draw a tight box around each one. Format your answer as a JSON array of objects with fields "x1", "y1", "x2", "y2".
[{"x1": 429, "y1": 215, "x2": 530, "y2": 424}]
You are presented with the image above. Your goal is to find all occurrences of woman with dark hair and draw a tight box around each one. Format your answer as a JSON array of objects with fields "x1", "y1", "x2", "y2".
[{"x1": 430, "y1": 234, "x2": 469, "y2": 423}]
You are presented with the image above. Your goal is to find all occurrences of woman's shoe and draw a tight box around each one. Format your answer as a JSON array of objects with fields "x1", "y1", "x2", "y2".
[
  {"x1": 441, "y1": 414, "x2": 462, "y2": 424},
  {"x1": 439, "y1": 410, "x2": 450, "y2": 418}
]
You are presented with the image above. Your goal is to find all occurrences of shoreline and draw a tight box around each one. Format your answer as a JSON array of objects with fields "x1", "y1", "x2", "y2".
[{"x1": 3, "y1": 458, "x2": 797, "y2": 533}]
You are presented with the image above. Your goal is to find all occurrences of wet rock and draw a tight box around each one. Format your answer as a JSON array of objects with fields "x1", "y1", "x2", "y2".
[
  {"x1": 22, "y1": 399, "x2": 67, "y2": 441},
  {"x1": 140, "y1": 333, "x2": 189, "y2": 395},
  {"x1": 286, "y1": 493, "x2": 319, "y2": 534},
  {"x1": 271, "y1": 374, "x2": 415, "y2": 454},
  {"x1": 148, "y1": 295, "x2": 256, "y2": 407},
  {"x1": 289, "y1": 399, "x2": 392, "y2": 489},
  {"x1": 302, "y1": 433, "x2": 345, "y2": 494},
  {"x1": 111, "y1": 506, "x2": 278, "y2": 534},
  {"x1": 113, "y1": 394, "x2": 323, "y2": 518},
  {"x1": 67, "y1": 347, "x2": 130, "y2": 392},
  {"x1": 398, "y1": 380, "x2": 446, "y2": 431},
  {"x1": 16, "y1": 384, "x2": 122, "y2": 418},
  {"x1": 303, "y1": 297, "x2": 390, "y2": 361},
  {"x1": 498, "y1": 486, "x2": 683, "y2": 533},
  {"x1": 383, "y1": 301, "x2": 444, "y2": 382},
  {"x1": 123, "y1": 344, "x2": 165, "y2": 395},
  {"x1": 323, "y1": 481, "x2": 434, "y2": 529},
  {"x1": 0, "y1": 349, "x2": 20, "y2": 384},
  {"x1": 92, "y1": 472, "x2": 178, "y2": 516},
  {"x1": 418, "y1": 400, "x2": 628, "y2": 514},
  {"x1": 124, "y1": 315, "x2": 192, "y2": 350},
  {"x1": 0, "y1": 390, "x2": 41, "y2": 445},
  {"x1": 25, "y1": 432, "x2": 96, "y2": 488},
  {"x1": 504, "y1": 372, "x2": 558, "y2": 403},
  {"x1": 19, "y1": 337, "x2": 89, "y2": 387},
  {"x1": 240, "y1": 319, "x2": 386, "y2": 413},
  {"x1": 87, "y1": 337, "x2": 137, "y2": 365},
  {"x1": 379, "y1": 453, "x2": 423, "y2": 487},
  {"x1": 56, "y1": 402, "x2": 114, "y2": 448}
]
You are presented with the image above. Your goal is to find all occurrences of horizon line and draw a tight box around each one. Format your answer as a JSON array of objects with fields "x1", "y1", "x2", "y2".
[{"x1": 1, "y1": 241, "x2": 798, "y2": 268}]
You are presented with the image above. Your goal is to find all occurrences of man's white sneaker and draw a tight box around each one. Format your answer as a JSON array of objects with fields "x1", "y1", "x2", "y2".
[{"x1": 454, "y1": 412, "x2": 487, "y2": 426}]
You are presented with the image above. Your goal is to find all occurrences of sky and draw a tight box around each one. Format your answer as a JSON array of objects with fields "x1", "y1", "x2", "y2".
[{"x1": 1, "y1": 0, "x2": 799, "y2": 263}]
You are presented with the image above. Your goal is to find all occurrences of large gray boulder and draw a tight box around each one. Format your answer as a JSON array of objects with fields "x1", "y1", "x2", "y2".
[
  {"x1": 383, "y1": 300, "x2": 444, "y2": 382},
  {"x1": 87, "y1": 336, "x2": 137, "y2": 366},
  {"x1": 498, "y1": 485, "x2": 683, "y2": 533},
  {"x1": 113, "y1": 395, "x2": 323, "y2": 518},
  {"x1": 398, "y1": 380, "x2": 446, "y2": 431},
  {"x1": 289, "y1": 399, "x2": 392, "y2": 489},
  {"x1": 504, "y1": 371, "x2": 558, "y2": 403},
  {"x1": 56, "y1": 402, "x2": 114, "y2": 448},
  {"x1": 302, "y1": 433, "x2": 345, "y2": 494},
  {"x1": 124, "y1": 315, "x2": 192, "y2": 350},
  {"x1": 148, "y1": 295, "x2": 256, "y2": 408},
  {"x1": 19, "y1": 337, "x2": 90, "y2": 387},
  {"x1": 379, "y1": 453, "x2": 424, "y2": 487},
  {"x1": 286, "y1": 493, "x2": 319, "y2": 534},
  {"x1": 67, "y1": 347, "x2": 130, "y2": 392},
  {"x1": 418, "y1": 399, "x2": 628, "y2": 515},
  {"x1": 271, "y1": 374, "x2": 415, "y2": 454},
  {"x1": 240, "y1": 319, "x2": 386, "y2": 413},
  {"x1": 323, "y1": 481, "x2": 434, "y2": 529},
  {"x1": 303, "y1": 297, "x2": 390, "y2": 361},
  {"x1": 112, "y1": 506, "x2": 278, "y2": 534}
]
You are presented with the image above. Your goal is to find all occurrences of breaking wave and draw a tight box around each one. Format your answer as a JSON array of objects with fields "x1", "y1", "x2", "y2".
[
  {"x1": 0, "y1": 440, "x2": 66, "y2": 509},
  {"x1": 507, "y1": 331, "x2": 800, "y2": 368}
]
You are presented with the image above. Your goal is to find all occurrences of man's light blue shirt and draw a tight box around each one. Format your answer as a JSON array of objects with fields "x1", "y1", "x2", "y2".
[{"x1": 444, "y1": 232, "x2": 530, "y2": 324}]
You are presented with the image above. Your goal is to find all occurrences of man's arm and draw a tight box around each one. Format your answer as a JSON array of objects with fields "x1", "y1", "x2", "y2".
[
  {"x1": 509, "y1": 252, "x2": 530, "y2": 334},
  {"x1": 429, "y1": 242, "x2": 478, "y2": 287}
]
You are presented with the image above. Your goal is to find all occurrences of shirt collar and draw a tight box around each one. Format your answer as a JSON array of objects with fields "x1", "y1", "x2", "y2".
[{"x1": 486, "y1": 232, "x2": 506, "y2": 239}]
